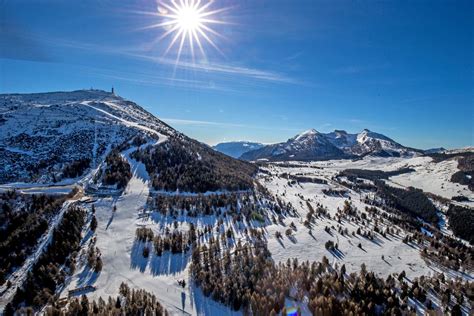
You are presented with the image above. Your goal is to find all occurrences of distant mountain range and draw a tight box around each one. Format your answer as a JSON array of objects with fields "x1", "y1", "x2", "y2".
[
  {"x1": 215, "y1": 129, "x2": 423, "y2": 161},
  {"x1": 423, "y1": 147, "x2": 447, "y2": 154},
  {"x1": 212, "y1": 141, "x2": 264, "y2": 158}
]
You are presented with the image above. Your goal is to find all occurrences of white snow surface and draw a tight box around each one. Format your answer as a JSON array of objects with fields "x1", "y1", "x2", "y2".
[
  {"x1": 388, "y1": 157, "x2": 473, "y2": 204},
  {"x1": 62, "y1": 148, "x2": 239, "y2": 315},
  {"x1": 261, "y1": 173, "x2": 431, "y2": 279},
  {"x1": 294, "y1": 128, "x2": 319, "y2": 142},
  {"x1": 275, "y1": 156, "x2": 472, "y2": 203},
  {"x1": 257, "y1": 156, "x2": 473, "y2": 281}
]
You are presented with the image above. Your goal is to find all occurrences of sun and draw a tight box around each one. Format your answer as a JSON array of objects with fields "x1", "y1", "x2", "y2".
[
  {"x1": 176, "y1": 5, "x2": 201, "y2": 31},
  {"x1": 147, "y1": 0, "x2": 229, "y2": 63}
]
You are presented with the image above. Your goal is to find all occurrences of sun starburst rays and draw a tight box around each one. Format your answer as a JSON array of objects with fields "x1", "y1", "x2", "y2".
[{"x1": 143, "y1": 0, "x2": 228, "y2": 65}]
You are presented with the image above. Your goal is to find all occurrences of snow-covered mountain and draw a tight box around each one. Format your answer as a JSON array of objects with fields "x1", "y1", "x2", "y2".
[
  {"x1": 0, "y1": 89, "x2": 257, "y2": 313},
  {"x1": 241, "y1": 128, "x2": 421, "y2": 161},
  {"x1": 348, "y1": 129, "x2": 420, "y2": 157},
  {"x1": 443, "y1": 147, "x2": 474, "y2": 154},
  {"x1": 241, "y1": 129, "x2": 347, "y2": 161},
  {"x1": 324, "y1": 129, "x2": 358, "y2": 149},
  {"x1": 0, "y1": 90, "x2": 253, "y2": 186},
  {"x1": 212, "y1": 141, "x2": 264, "y2": 158},
  {"x1": 0, "y1": 90, "x2": 171, "y2": 183}
]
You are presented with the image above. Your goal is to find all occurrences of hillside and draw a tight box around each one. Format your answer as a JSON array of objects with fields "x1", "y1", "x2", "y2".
[{"x1": 0, "y1": 90, "x2": 255, "y2": 191}]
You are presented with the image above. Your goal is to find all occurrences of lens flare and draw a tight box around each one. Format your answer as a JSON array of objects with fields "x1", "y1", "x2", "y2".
[{"x1": 145, "y1": 0, "x2": 229, "y2": 64}]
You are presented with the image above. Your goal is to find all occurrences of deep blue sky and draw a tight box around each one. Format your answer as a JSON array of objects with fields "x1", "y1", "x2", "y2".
[{"x1": 1, "y1": 0, "x2": 472, "y2": 149}]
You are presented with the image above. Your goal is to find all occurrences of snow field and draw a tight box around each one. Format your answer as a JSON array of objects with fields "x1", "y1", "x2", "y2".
[
  {"x1": 62, "y1": 147, "x2": 241, "y2": 315},
  {"x1": 258, "y1": 158, "x2": 473, "y2": 281},
  {"x1": 261, "y1": 172, "x2": 432, "y2": 280}
]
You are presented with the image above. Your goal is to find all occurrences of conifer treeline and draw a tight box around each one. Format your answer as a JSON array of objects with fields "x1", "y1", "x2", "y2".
[
  {"x1": 62, "y1": 158, "x2": 91, "y2": 179},
  {"x1": 102, "y1": 150, "x2": 131, "y2": 189},
  {"x1": 0, "y1": 192, "x2": 66, "y2": 285},
  {"x1": 151, "y1": 191, "x2": 289, "y2": 221},
  {"x1": 191, "y1": 239, "x2": 471, "y2": 315},
  {"x1": 136, "y1": 226, "x2": 193, "y2": 256},
  {"x1": 375, "y1": 182, "x2": 438, "y2": 223},
  {"x1": 337, "y1": 169, "x2": 438, "y2": 223},
  {"x1": 5, "y1": 205, "x2": 86, "y2": 314},
  {"x1": 362, "y1": 195, "x2": 473, "y2": 271},
  {"x1": 447, "y1": 204, "x2": 474, "y2": 244},
  {"x1": 131, "y1": 138, "x2": 256, "y2": 193},
  {"x1": 44, "y1": 283, "x2": 168, "y2": 316},
  {"x1": 340, "y1": 168, "x2": 415, "y2": 181}
]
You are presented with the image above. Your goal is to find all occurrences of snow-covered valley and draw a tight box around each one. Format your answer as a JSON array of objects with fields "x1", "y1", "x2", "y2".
[{"x1": 259, "y1": 157, "x2": 474, "y2": 280}]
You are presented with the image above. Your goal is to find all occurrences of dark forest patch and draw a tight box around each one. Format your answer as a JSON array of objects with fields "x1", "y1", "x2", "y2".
[
  {"x1": 339, "y1": 168, "x2": 415, "y2": 181},
  {"x1": 132, "y1": 137, "x2": 256, "y2": 193},
  {"x1": 447, "y1": 204, "x2": 474, "y2": 244}
]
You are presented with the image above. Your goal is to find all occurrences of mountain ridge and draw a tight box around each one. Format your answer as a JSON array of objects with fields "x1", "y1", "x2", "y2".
[{"x1": 238, "y1": 128, "x2": 421, "y2": 161}]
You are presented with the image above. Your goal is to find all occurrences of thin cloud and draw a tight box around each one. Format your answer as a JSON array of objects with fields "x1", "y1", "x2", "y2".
[
  {"x1": 162, "y1": 118, "x2": 247, "y2": 128},
  {"x1": 334, "y1": 63, "x2": 390, "y2": 75},
  {"x1": 15, "y1": 33, "x2": 300, "y2": 86},
  {"x1": 133, "y1": 55, "x2": 300, "y2": 84},
  {"x1": 284, "y1": 51, "x2": 304, "y2": 61},
  {"x1": 89, "y1": 69, "x2": 236, "y2": 93},
  {"x1": 347, "y1": 118, "x2": 365, "y2": 124},
  {"x1": 318, "y1": 123, "x2": 332, "y2": 130},
  {"x1": 162, "y1": 118, "x2": 302, "y2": 132}
]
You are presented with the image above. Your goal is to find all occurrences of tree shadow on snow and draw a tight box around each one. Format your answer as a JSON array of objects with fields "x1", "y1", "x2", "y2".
[
  {"x1": 81, "y1": 229, "x2": 94, "y2": 246},
  {"x1": 382, "y1": 259, "x2": 392, "y2": 266},
  {"x1": 189, "y1": 281, "x2": 241, "y2": 316},
  {"x1": 76, "y1": 265, "x2": 99, "y2": 288},
  {"x1": 149, "y1": 250, "x2": 190, "y2": 276},
  {"x1": 288, "y1": 235, "x2": 297, "y2": 244},
  {"x1": 130, "y1": 240, "x2": 149, "y2": 273},
  {"x1": 388, "y1": 233, "x2": 402, "y2": 241},
  {"x1": 277, "y1": 237, "x2": 286, "y2": 248},
  {"x1": 329, "y1": 248, "x2": 345, "y2": 260},
  {"x1": 105, "y1": 197, "x2": 120, "y2": 230},
  {"x1": 363, "y1": 235, "x2": 384, "y2": 247}
]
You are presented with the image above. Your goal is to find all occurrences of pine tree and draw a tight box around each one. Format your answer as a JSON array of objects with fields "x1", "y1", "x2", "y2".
[
  {"x1": 115, "y1": 297, "x2": 121, "y2": 309},
  {"x1": 90, "y1": 215, "x2": 98, "y2": 231},
  {"x1": 95, "y1": 257, "x2": 103, "y2": 272},
  {"x1": 80, "y1": 295, "x2": 89, "y2": 316}
]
